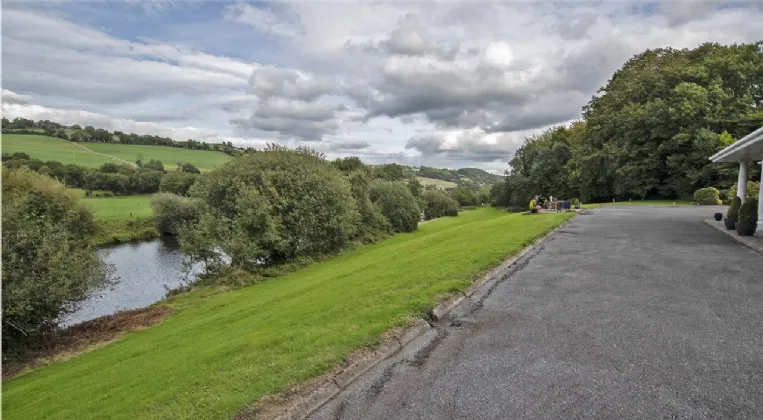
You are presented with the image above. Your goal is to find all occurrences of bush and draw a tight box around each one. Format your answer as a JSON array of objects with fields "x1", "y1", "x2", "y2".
[
  {"x1": 347, "y1": 170, "x2": 391, "y2": 242},
  {"x1": 151, "y1": 193, "x2": 202, "y2": 235},
  {"x1": 160, "y1": 171, "x2": 198, "y2": 196},
  {"x1": 738, "y1": 198, "x2": 759, "y2": 224},
  {"x1": 451, "y1": 187, "x2": 476, "y2": 206},
  {"x1": 369, "y1": 180, "x2": 420, "y2": 232},
  {"x1": 179, "y1": 162, "x2": 200, "y2": 175},
  {"x1": 571, "y1": 198, "x2": 581, "y2": 206},
  {"x1": 693, "y1": 187, "x2": 721, "y2": 205},
  {"x1": 727, "y1": 196, "x2": 741, "y2": 220},
  {"x1": 2, "y1": 168, "x2": 112, "y2": 353},
  {"x1": 729, "y1": 181, "x2": 760, "y2": 200},
  {"x1": 129, "y1": 169, "x2": 163, "y2": 194},
  {"x1": 421, "y1": 190, "x2": 459, "y2": 220},
  {"x1": 183, "y1": 149, "x2": 360, "y2": 269}
]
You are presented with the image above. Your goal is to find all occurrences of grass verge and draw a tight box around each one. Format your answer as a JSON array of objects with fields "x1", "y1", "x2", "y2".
[
  {"x1": 89, "y1": 218, "x2": 159, "y2": 246},
  {"x1": 2, "y1": 208, "x2": 574, "y2": 420}
]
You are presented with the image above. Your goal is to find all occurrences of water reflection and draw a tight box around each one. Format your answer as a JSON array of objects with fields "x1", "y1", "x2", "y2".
[{"x1": 63, "y1": 236, "x2": 202, "y2": 326}]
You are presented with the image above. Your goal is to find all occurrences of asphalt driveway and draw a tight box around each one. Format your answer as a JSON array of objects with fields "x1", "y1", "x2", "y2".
[{"x1": 309, "y1": 206, "x2": 763, "y2": 420}]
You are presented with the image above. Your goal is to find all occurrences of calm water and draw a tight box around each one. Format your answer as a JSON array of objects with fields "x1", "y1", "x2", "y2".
[{"x1": 63, "y1": 236, "x2": 202, "y2": 326}]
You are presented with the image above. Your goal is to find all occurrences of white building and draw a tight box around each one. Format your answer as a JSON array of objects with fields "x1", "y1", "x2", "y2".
[{"x1": 710, "y1": 126, "x2": 763, "y2": 225}]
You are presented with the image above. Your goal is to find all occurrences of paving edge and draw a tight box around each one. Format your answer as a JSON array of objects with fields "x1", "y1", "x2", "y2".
[
  {"x1": 267, "y1": 214, "x2": 577, "y2": 420},
  {"x1": 703, "y1": 219, "x2": 763, "y2": 254}
]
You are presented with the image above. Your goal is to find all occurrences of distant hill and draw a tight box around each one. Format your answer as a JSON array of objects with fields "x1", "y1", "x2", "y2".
[{"x1": 414, "y1": 166, "x2": 502, "y2": 187}]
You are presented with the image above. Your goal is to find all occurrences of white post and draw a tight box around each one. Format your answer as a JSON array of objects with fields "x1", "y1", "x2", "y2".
[
  {"x1": 737, "y1": 161, "x2": 748, "y2": 202},
  {"x1": 758, "y1": 161, "x2": 763, "y2": 226}
]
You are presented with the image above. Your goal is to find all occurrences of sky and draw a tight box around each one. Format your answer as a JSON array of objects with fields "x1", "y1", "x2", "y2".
[{"x1": 2, "y1": 1, "x2": 762, "y2": 173}]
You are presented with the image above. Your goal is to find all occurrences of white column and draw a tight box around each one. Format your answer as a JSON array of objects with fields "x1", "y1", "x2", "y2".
[
  {"x1": 758, "y1": 161, "x2": 763, "y2": 226},
  {"x1": 737, "y1": 160, "x2": 748, "y2": 202}
]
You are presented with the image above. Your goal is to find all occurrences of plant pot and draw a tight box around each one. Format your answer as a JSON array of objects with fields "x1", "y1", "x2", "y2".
[
  {"x1": 736, "y1": 222, "x2": 757, "y2": 236},
  {"x1": 724, "y1": 218, "x2": 736, "y2": 230},
  {"x1": 714, "y1": 213, "x2": 722, "y2": 221}
]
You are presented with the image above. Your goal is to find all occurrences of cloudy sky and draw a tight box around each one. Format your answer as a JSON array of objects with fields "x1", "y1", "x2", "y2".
[{"x1": 2, "y1": 1, "x2": 761, "y2": 172}]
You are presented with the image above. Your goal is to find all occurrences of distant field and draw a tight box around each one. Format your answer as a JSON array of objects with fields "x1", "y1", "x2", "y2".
[
  {"x1": 2, "y1": 134, "x2": 123, "y2": 168},
  {"x1": 417, "y1": 176, "x2": 457, "y2": 189},
  {"x1": 80, "y1": 194, "x2": 154, "y2": 220},
  {"x1": 2, "y1": 134, "x2": 231, "y2": 171}
]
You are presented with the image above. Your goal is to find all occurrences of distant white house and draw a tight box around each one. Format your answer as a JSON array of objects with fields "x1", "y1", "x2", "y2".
[{"x1": 710, "y1": 126, "x2": 763, "y2": 225}]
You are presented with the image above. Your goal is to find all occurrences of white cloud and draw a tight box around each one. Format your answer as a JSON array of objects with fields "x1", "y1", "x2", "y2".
[{"x1": 3, "y1": 1, "x2": 762, "y2": 170}]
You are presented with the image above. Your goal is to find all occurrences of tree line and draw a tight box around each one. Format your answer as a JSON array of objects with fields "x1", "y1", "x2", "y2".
[
  {"x1": 1, "y1": 118, "x2": 252, "y2": 156},
  {"x1": 493, "y1": 42, "x2": 763, "y2": 207},
  {"x1": 2, "y1": 152, "x2": 201, "y2": 197}
]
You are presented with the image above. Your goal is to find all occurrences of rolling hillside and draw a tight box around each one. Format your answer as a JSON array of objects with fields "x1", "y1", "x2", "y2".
[{"x1": 2, "y1": 134, "x2": 231, "y2": 171}]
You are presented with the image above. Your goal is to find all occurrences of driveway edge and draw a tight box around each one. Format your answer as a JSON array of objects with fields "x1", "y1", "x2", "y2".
[
  {"x1": 259, "y1": 213, "x2": 576, "y2": 420},
  {"x1": 703, "y1": 219, "x2": 763, "y2": 254}
]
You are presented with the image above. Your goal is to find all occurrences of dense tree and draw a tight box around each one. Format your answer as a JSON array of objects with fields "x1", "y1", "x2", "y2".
[
  {"x1": 493, "y1": 42, "x2": 763, "y2": 205},
  {"x1": 2, "y1": 168, "x2": 111, "y2": 352},
  {"x1": 373, "y1": 163, "x2": 407, "y2": 181},
  {"x1": 143, "y1": 159, "x2": 165, "y2": 173},
  {"x1": 369, "y1": 180, "x2": 420, "y2": 232},
  {"x1": 451, "y1": 187, "x2": 476, "y2": 206},
  {"x1": 180, "y1": 148, "x2": 360, "y2": 270},
  {"x1": 331, "y1": 157, "x2": 367, "y2": 174},
  {"x1": 151, "y1": 193, "x2": 202, "y2": 235},
  {"x1": 160, "y1": 171, "x2": 198, "y2": 196},
  {"x1": 179, "y1": 162, "x2": 201, "y2": 175},
  {"x1": 421, "y1": 190, "x2": 459, "y2": 220}
]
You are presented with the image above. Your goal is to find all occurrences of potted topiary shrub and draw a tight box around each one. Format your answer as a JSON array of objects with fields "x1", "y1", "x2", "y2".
[
  {"x1": 529, "y1": 199, "x2": 538, "y2": 214},
  {"x1": 725, "y1": 196, "x2": 741, "y2": 230},
  {"x1": 572, "y1": 198, "x2": 581, "y2": 209},
  {"x1": 736, "y1": 198, "x2": 758, "y2": 236}
]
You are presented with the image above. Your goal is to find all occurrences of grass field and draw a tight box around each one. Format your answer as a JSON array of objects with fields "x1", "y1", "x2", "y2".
[
  {"x1": 80, "y1": 195, "x2": 154, "y2": 220},
  {"x1": 3, "y1": 208, "x2": 574, "y2": 420},
  {"x1": 417, "y1": 176, "x2": 457, "y2": 189},
  {"x1": 2, "y1": 134, "x2": 231, "y2": 171}
]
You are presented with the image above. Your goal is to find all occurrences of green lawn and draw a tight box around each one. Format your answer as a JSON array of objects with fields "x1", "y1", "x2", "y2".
[
  {"x1": 81, "y1": 195, "x2": 154, "y2": 220},
  {"x1": 3, "y1": 208, "x2": 574, "y2": 420},
  {"x1": 2, "y1": 134, "x2": 231, "y2": 171}
]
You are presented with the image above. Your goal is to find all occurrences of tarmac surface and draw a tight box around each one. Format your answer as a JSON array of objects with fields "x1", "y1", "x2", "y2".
[{"x1": 308, "y1": 206, "x2": 763, "y2": 420}]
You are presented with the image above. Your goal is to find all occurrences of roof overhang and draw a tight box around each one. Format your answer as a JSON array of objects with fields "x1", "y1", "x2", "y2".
[{"x1": 710, "y1": 125, "x2": 763, "y2": 163}]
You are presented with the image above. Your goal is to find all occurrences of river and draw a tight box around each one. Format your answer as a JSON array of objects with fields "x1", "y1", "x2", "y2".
[{"x1": 63, "y1": 236, "x2": 202, "y2": 326}]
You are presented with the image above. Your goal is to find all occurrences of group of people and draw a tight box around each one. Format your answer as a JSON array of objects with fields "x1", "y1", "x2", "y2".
[{"x1": 535, "y1": 196, "x2": 572, "y2": 212}]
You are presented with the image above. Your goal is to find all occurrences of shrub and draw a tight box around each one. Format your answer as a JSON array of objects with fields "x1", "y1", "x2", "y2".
[
  {"x1": 369, "y1": 180, "x2": 420, "y2": 232},
  {"x1": 160, "y1": 171, "x2": 198, "y2": 196},
  {"x1": 693, "y1": 187, "x2": 722, "y2": 205},
  {"x1": 571, "y1": 198, "x2": 581, "y2": 206},
  {"x1": 129, "y1": 169, "x2": 163, "y2": 194},
  {"x1": 2, "y1": 168, "x2": 112, "y2": 353},
  {"x1": 729, "y1": 181, "x2": 760, "y2": 200},
  {"x1": 727, "y1": 196, "x2": 741, "y2": 220},
  {"x1": 738, "y1": 198, "x2": 759, "y2": 224},
  {"x1": 347, "y1": 170, "x2": 391, "y2": 242},
  {"x1": 184, "y1": 149, "x2": 360, "y2": 269},
  {"x1": 451, "y1": 187, "x2": 476, "y2": 206},
  {"x1": 151, "y1": 193, "x2": 202, "y2": 235},
  {"x1": 179, "y1": 162, "x2": 201, "y2": 174},
  {"x1": 421, "y1": 190, "x2": 459, "y2": 220}
]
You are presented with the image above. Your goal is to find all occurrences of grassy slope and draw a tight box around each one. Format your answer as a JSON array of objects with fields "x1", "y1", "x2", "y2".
[
  {"x1": 2, "y1": 134, "x2": 119, "y2": 167},
  {"x1": 417, "y1": 176, "x2": 457, "y2": 189},
  {"x1": 85, "y1": 143, "x2": 230, "y2": 171},
  {"x1": 2, "y1": 134, "x2": 231, "y2": 170},
  {"x1": 3, "y1": 209, "x2": 573, "y2": 420}
]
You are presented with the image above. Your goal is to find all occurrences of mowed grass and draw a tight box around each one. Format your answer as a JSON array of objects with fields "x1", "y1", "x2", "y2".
[
  {"x1": 2, "y1": 134, "x2": 231, "y2": 171},
  {"x1": 417, "y1": 176, "x2": 458, "y2": 189},
  {"x1": 3, "y1": 208, "x2": 574, "y2": 420},
  {"x1": 81, "y1": 195, "x2": 154, "y2": 220}
]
